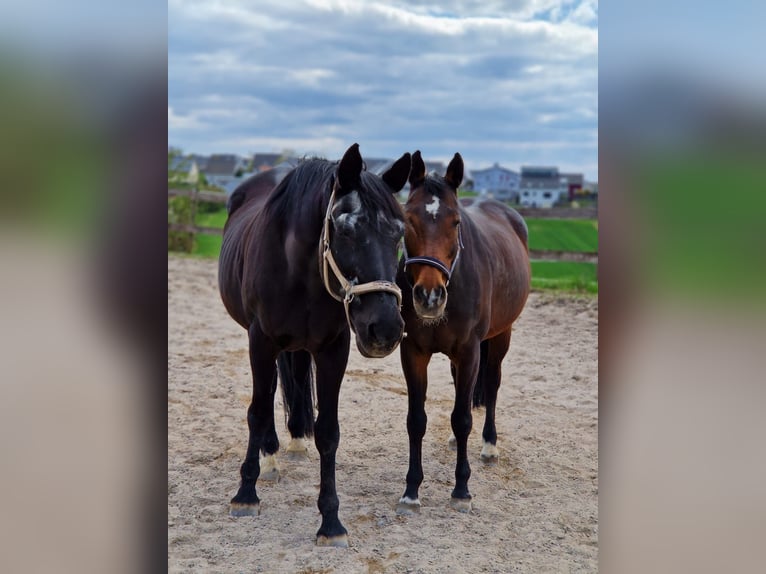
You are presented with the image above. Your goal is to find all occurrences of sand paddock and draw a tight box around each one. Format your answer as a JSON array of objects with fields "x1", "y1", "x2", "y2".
[{"x1": 168, "y1": 255, "x2": 597, "y2": 573}]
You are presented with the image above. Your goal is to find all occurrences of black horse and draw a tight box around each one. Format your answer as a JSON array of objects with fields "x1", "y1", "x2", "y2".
[{"x1": 218, "y1": 144, "x2": 411, "y2": 546}]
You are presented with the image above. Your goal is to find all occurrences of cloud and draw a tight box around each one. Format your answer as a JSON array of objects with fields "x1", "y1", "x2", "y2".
[
  {"x1": 168, "y1": 106, "x2": 205, "y2": 130},
  {"x1": 168, "y1": 0, "x2": 598, "y2": 179}
]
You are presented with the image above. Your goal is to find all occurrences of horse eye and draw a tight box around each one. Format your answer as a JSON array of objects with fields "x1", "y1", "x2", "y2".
[{"x1": 454, "y1": 220, "x2": 461, "y2": 228}]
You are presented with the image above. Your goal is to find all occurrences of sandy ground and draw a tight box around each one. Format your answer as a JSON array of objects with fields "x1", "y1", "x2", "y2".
[{"x1": 168, "y1": 255, "x2": 598, "y2": 573}]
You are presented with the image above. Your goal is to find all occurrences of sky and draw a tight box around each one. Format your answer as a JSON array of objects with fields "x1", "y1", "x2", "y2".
[{"x1": 168, "y1": 0, "x2": 598, "y2": 181}]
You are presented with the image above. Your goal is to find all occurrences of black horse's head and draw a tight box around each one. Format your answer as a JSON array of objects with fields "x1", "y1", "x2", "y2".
[{"x1": 325, "y1": 144, "x2": 411, "y2": 357}]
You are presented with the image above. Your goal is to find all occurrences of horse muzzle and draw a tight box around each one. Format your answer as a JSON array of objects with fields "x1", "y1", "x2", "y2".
[
  {"x1": 412, "y1": 284, "x2": 448, "y2": 321},
  {"x1": 351, "y1": 296, "x2": 405, "y2": 358}
]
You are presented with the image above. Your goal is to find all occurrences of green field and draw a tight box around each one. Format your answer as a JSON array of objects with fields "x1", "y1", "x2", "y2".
[
  {"x1": 185, "y1": 207, "x2": 598, "y2": 293},
  {"x1": 525, "y1": 218, "x2": 598, "y2": 253},
  {"x1": 530, "y1": 260, "x2": 598, "y2": 293}
]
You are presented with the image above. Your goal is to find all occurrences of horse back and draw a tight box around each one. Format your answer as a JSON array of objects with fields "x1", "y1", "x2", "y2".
[{"x1": 462, "y1": 198, "x2": 531, "y2": 332}]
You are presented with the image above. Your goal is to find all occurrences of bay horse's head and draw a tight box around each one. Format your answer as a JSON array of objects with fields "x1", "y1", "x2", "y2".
[
  {"x1": 403, "y1": 150, "x2": 464, "y2": 322},
  {"x1": 322, "y1": 144, "x2": 411, "y2": 357}
]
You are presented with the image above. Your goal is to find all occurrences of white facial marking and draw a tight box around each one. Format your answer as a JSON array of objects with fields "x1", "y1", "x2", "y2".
[
  {"x1": 426, "y1": 195, "x2": 439, "y2": 221},
  {"x1": 425, "y1": 195, "x2": 440, "y2": 220},
  {"x1": 334, "y1": 191, "x2": 362, "y2": 228},
  {"x1": 427, "y1": 289, "x2": 440, "y2": 307}
]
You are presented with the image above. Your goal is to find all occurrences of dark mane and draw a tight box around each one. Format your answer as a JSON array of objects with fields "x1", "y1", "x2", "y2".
[
  {"x1": 262, "y1": 158, "x2": 335, "y2": 223},
  {"x1": 263, "y1": 158, "x2": 403, "y2": 232},
  {"x1": 357, "y1": 170, "x2": 405, "y2": 230}
]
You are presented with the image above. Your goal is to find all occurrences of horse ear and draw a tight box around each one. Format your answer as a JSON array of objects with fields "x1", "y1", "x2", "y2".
[
  {"x1": 444, "y1": 153, "x2": 463, "y2": 191},
  {"x1": 409, "y1": 150, "x2": 426, "y2": 187},
  {"x1": 336, "y1": 143, "x2": 363, "y2": 194},
  {"x1": 381, "y1": 152, "x2": 411, "y2": 193}
]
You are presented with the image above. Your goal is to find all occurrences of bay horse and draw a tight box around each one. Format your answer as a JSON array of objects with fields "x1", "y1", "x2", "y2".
[
  {"x1": 218, "y1": 144, "x2": 411, "y2": 546},
  {"x1": 395, "y1": 151, "x2": 530, "y2": 515}
]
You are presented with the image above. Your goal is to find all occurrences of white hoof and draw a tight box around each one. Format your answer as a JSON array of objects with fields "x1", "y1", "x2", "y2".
[
  {"x1": 286, "y1": 437, "x2": 309, "y2": 460},
  {"x1": 396, "y1": 496, "x2": 421, "y2": 515},
  {"x1": 230, "y1": 502, "x2": 260, "y2": 516},
  {"x1": 259, "y1": 453, "x2": 280, "y2": 482},
  {"x1": 316, "y1": 534, "x2": 349, "y2": 548},
  {"x1": 450, "y1": 497, "x2": 472, "y2": 513},
  {"x1": 480, "y1": 441, "x2": 499, "y2": 463}
]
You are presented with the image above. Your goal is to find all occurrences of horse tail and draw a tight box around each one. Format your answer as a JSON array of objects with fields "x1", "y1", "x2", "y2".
[
  {"x1": 276, "y1": 350, "x2": 315, "y2": 438},
  {"x1": 472, "y1": 339, "x2": 490, "y2": 408}
]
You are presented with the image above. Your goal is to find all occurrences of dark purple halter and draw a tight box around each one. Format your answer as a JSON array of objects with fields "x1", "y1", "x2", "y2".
[{"x1": 402, "y1": 224, "x2": 465, "y2": 286}]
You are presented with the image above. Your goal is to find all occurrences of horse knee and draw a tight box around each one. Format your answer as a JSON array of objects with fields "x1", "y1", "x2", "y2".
[
  {"x1": 450, "y1": 410, "x2": 472, "y2": 439},
  {"x1": 314, "y1": 420, "x2": 340, "y2": 455},
  {"x1": 407, "y1": 410, "x2": 427, "y2": 438}
]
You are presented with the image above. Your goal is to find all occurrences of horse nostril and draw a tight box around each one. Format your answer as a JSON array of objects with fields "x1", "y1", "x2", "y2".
[
  {"x1": 414, "y1": 285, "x2": 427, "y2": 303},
  {"x1": 437, "y1": 286, "x2": 446, "y2": 301}
]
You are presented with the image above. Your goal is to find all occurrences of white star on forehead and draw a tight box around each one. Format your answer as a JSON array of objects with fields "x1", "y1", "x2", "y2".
[{"x1": 424, "y1": 196, "x2": 440, "y2": 220}]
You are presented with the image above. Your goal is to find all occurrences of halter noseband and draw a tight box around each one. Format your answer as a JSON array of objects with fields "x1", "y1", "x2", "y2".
[
  {"x1": 318, "y1": 185, "x2": 403, "y2": 327},
  {"x1": 402, "y1": 223, "x2": 464, "y2": 286}
]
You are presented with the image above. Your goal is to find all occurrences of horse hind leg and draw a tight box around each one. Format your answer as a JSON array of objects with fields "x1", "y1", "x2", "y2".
[
  {"x1": 448, "y1": 362, "x2": 458, "y2": 451},
  {"x1": 478, "y1": 330, "x2": 511, "y2": 464},
  {"x1": 258, "y1": 369, "x2": 281, "y2": 481},
  {"x1": 277, "y1": 350, "x2": 315, "y2": 460}
]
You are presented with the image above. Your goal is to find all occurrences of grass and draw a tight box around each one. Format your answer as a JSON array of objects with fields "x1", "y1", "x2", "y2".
[
  {"x1": 530, "y1": 260, "x2": 598, "y2": 293},
  {"x1": 195, "y1": 207, "x2": 228, "y2": 228},
  {"x1": 182, "y1": 207, "x2": 598, "y2": 294},
  {"x1": 525, "y1": 218, "x2": 598, "y2": 253}
]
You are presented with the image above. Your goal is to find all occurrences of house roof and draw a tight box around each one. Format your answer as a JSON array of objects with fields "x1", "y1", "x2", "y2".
[
  {"x1": 168, "y1": 156, "x2": 196, "y2": 173},
  {"x1": 521, "y1": 166, "x2": 559, "y2": 178},
  {"x1": 560, "y1": 172, "x2": 584, "y2": 185},
  {"x1": 204, "y1": 154, "x2": 249, "y2": 176},
  {"x1": 189, "y1": 154, "x2": 209, "y2": 171},
  {"x1": 470, "y1": 163, "x2": 518, "y2": 176}
]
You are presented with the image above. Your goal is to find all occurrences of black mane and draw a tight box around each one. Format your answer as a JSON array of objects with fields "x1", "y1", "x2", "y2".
[{"x1": 263, "y1": 158, "x2": 403, "y2": 234}]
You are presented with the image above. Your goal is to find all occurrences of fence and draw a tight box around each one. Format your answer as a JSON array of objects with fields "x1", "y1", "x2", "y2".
[{"x1": 168, "y1": 187, "x2": 227, "y2": 235}]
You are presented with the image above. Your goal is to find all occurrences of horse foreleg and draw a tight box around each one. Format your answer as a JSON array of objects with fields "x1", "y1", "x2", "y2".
[
  {"x1": 230, "y1": 322, "x2": 279, "y2": 516},
  {"x1": 312, "y1": 330, "x2": 351, "y2": 547},
  {"x1": 397, "y1": 338, "x2": 431, "y2": 515},
  {"x1": 450, "y1": 343, "x2": 480, "y2": 512}
]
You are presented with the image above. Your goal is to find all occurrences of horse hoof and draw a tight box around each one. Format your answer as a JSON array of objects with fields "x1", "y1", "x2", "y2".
[
  {"x1": 230, "y1": 502, "x2": 260, "y2": 517},
  {"x1": 480, "y1": 441, "x2": 499, "y2": 464},
  {"x1": 286, "y1": 438, "x2": 309, "y2": 460},
  {"x1": 395, "y1": 497, "x2": 421, "y2": 515},
  {"x1": 448, "y1": 435, "x2": 457, "y2": 451},
  {"x1": 259, "y1": 468, "x2": 281, "y2": 482},
  {"x1": 286, "y1": 450, "x2": 308, "y2": 461},
  {"x1": 316, "y1": 534, "x2": 349, "y2": 548},
  {"x1": 450, "y1": 497, "x2": 472, "y2": 513},
  {"x1": 259, "y1": 454, "x2": 280, "y2": 482}
]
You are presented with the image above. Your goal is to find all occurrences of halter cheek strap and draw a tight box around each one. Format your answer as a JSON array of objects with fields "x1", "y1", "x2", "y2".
[
  {"x1": 318, "y1": 187, "x2": 403, "y2": 328},
  {"x1": 402, "y1": 224, "x2": 464, "y2": 285}
]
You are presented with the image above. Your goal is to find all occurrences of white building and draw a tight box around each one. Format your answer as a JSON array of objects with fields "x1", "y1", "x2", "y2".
[
  {"x1": 470, "y1": 163, "x2": 520, "y2": 202},
  {"x1": 518, "y1": 166, "x2": 567, "y2": 208}
]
